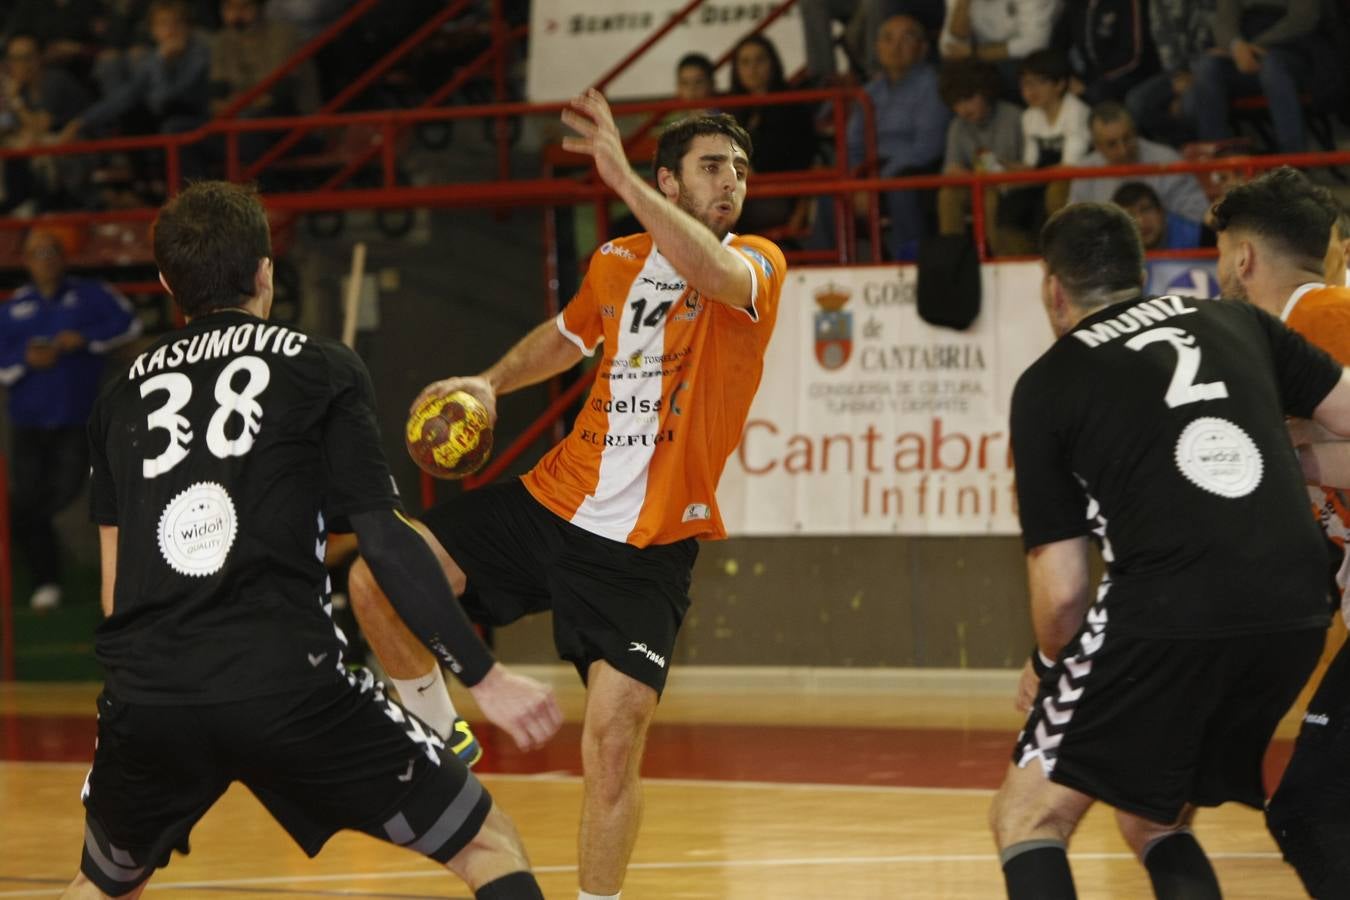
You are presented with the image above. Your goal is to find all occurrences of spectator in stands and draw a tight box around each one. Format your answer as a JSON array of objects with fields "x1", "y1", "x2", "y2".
[
  {"x1": 0, "y1": 226, "x2": 141, "y2": 611},
  {"x1": 729, "y1": 34, "x2": 818, "y2": 235},
  {"x1": 211, "y1": 0, "x2": 319, "y2": 119},
  {"x1": 1189, "y1": 0, "x2": 1333, "y2": 154},
  {"x1": 1, "y1": 0, "x2": 102, "y2": 70},
  {"x1": 847, "y1": 13, "x2": 948, "y2": 259},
  {"x1": 58, "y1": 0, "x2": 210, "y2": 140},
  {"x1": 264, "y1": 0, "x2": 350, "y2": 42},
  {"x1": 673, "y1": 52, "x2": 715, "y2": 115},
  {"x1": 1055, "y1": 0, "x2": 1160, "y2": 104},
  {"x1": 0, "y1": 35, "x2": 90, "y2": 212},
  {"x1": 1126, "y1": 0, "x2": 1216, "y2": 143},
  {"x1": 1019, "y1": 49, "x2": 1090, "y2": 169},
  {"x1": 1327, "y1": 205, "x2": 1350, "y2": 287},
  {"x1": 1112, "y1": 180, "x2": 1202, "y2": 249},
  {"x1": 938, "y1": 0, "x2": 1058, "y2": 93},
  {"x1": 1068, "y1": 101, "x2": 1210, "y2": 225},
  {"x1": 935, "y1": 59, "x2": 1029, "y2": 255},
  {"x1": 799, "y1": 0, "x2": 945, "y2": 83}
]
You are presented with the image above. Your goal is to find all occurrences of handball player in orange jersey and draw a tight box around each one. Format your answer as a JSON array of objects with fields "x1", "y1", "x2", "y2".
[
  {"x1": 346, "y1": 89, "x2": 787, "y2": 900},
  {"x1": 1214, "y1": 167, "x2": 1350, "y2": 897}
]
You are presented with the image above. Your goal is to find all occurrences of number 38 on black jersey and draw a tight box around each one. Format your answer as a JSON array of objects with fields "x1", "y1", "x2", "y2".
[
  {"x1": 88, "y1": 311, "x2": 399, "y2": 705},
  {"x1": 1011, "y1": 295, "x2": 1343, "y2": 640}
]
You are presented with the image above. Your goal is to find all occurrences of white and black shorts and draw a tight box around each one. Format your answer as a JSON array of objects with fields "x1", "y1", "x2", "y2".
[
  {"x1": 422, "y1": 479, "x2": 697, "y2": 697},
  {"x1": 80, "y1": 672, "x2": 491, "y2": 896},
  {"x1": 1013, "y1": 612, "x2": 1324, "y2": 824}
]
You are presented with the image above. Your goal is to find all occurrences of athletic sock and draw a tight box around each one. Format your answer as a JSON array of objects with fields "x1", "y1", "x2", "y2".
[
  {"x1": 1142, "y1": 830, "x2": 1221, "y2": 900},
  {"x1": 1000, "y1": 839, "x2": 1076, "y2": 900},
  {"x1": 578, "y1": 891, "x2": 620, "y2": 900},
  {"x1": 475, "y1": 871, "x2": 544, "y2": 899},
  {"x1": 389, "y1": 665, "x2": 458, "y2": 739}
]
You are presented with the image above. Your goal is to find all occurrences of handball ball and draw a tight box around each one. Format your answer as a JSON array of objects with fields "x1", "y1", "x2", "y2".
[{"x1": 405, "y1": 390, "x2": 493, "y2": 479}]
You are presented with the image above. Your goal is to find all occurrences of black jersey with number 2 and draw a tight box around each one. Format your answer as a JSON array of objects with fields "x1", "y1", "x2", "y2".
[
  {"x1": 1012, "y1": 295, "x2": 1342, "y2": 639},
  {"x1": 88, "y1": 311, "x2": 398, "y2": 704}
]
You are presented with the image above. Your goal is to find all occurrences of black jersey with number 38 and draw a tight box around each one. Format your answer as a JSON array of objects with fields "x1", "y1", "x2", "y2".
[
  {"x1": 1012, "y1": 295, "x2": 1342, "y2": 639},
  {"x1": 88, "y1": 311, "x2": 398, "y2": 704}
]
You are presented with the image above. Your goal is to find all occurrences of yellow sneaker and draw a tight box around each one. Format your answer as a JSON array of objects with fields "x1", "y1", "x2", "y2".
[{"x1": 450, "y1": 717, "x2": 482, "y2": 768}]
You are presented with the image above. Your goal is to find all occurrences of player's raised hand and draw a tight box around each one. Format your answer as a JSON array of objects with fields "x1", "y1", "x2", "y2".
[
  {"x1": 468, "y1": 662, "x2": 565, "y2": 752},
  {"x1": 561, "y1": 88, "x2": 632, "y2": 193},
  {"x1": 411, "y1": 375, "x2": 498, "y2": 427}
]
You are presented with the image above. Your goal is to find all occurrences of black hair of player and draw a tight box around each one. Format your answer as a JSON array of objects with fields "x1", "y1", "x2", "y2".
[
  {"x1": 1019, "y1": 49, "x2": 1070, "y2": 84},
  {"x1": 1041, "y1": 202, "x2": 1145, "y2": 301},
  {"x1": 1111, "y1": 181, "x2": 1162, "y2": 210},
  {"x1": 938, "y1": 59, "x2": 1002, "y2": 107},
  {"x1": 153, "y1": 180, "x2": 272, "y2": 318},
  {"x1": 653, "y1": 114, "x2": 754, "y2": 180},
  {"x1": 677, "y1": 52, "x2": 715, "y2": 79},
  {"x1": 1211, "y1": 166, "x2": 1339, "y2": 270}
]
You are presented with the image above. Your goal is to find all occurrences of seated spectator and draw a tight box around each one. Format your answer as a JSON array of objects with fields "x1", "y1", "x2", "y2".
[
  {"x1": 1019, "y1": 49, "x2": 1090, "y2": 168},
  {"x1": 0, "y1": 34, "x2": 90, "y2": 212},
  {"x1": 846, "y1": 13, "x2": 948, "y2": 259},
  {"x1": 728, "y1": 34, "x2": 818, "y2": 235},
  {"x1": 1189, "y1": 0, "x2": 1337, "y2": 154},
  {"x1": 211, "y1": 0, "x2": 319, "y2": 119},
  {"x1": 934, "y1": 59, "x2": 1029, "y2": 255},
  {"x1": 2, "y1": 0, "x2": 102, "y2": 70},
  {"x1": 264, "y1": 0, "x2": 351, "y2": 42},
  {"x1": 1067, "y1": 101, "x2": 1210, "y2": 225},
  {"x1": 1054, "y1": 0, "x2": 1160, "y2": 104},
  {"x1": 1126, "y1": 0, "x2": 1216, "y2": 144},
  {"x1": 938, "y1": 0, "x2": 1057, "y2": 94},
  {"x1": 799, "y1": 0, "x2": 945, "y2": 83},
  {"x1": 672, "y1": 51, "x2": 715, "y2": 119},
  {"x1": 59, "y1": 0, "x2": 210, "y2": 140},
  {"x1": 1112, "y1": 180, "x2": 1202, "y2": 249},
  {"x1": 0, "y1": 226, "x2": 141, "y2": 612}
]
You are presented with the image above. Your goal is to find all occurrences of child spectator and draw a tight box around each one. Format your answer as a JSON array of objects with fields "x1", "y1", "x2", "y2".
[{"x1": 1112, "y1": 180, "x2": 1202, "y2": 249}]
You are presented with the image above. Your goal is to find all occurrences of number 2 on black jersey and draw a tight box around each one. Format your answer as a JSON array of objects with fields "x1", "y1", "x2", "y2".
[
  {"x1": 1125, "y1": 327, "x2": 1229, "y2": 408},
  {"x1": 139, "y1": 355, "x2": 272, "y2": 478}
]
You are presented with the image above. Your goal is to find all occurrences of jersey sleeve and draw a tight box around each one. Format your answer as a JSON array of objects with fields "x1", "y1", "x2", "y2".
[
  {"x1": 320, "y1": 344, "x2": 400, "y2": 518},
  {"x1": 1011, "y1": 364, "x2": 1091, "y2": 551},
  {"x1": 87, "y1": 396, "x2": 118, "y2": 525},
  {"x1": 557, "y1": 256, "x2": 605, "y2": 356},
  {"x1": 1257, "y1": 306, "x2": 1345, "y2": 418},
  {"x1": 728, "y1": 235, "x2": 787, "y2": 324}
]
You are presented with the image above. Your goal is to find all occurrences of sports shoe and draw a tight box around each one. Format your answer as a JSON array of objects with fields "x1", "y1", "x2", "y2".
[
  {"x1": 450, "y1": 717, "x2": 482, "y2": 768},
  {"x1": 30, "y1": 584, "x2": 61, "y2": 612}
]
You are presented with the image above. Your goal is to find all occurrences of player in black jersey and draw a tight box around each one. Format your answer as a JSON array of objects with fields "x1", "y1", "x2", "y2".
[
  {"x1": 988, "y1": 202, "x2": 1350, "y2": 900},
  {"x1": 63, "y1": 182, "x2": 555, "y2": 900}
]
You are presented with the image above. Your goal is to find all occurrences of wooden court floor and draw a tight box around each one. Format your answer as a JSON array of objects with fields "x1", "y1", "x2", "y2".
[{"x1": 0, "y1": 669, "x2": 1312, "y2": 899}]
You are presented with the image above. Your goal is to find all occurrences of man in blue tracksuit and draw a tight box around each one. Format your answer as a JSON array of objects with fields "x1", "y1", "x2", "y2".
[{"x1": 0, "y1": 228, "x2": 141, "y2": 609}]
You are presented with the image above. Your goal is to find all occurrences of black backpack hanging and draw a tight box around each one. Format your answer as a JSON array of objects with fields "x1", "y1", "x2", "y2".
[{"x1": 916, "y1": 233, "x2": 982, "y2": 330}]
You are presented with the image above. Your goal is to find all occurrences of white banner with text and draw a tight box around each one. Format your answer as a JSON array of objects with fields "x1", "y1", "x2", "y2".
[
  {"x1": 717, "y1": 262, "x2": 1058, "y2": 536},
  {"x1": 525, "y1": 0, "x2": 806, "y2": 102}
]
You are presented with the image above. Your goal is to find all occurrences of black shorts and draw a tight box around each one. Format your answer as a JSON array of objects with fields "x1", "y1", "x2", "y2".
[
  {"x1": 422, "y1": 479, "x2": 698, "y2": 696},
  {"x1": 80, "y1": 671, "x2": 491, "y2": 896},
  {"x1": 1013, "y1": 616, "x2": 1324, "y2": 825}
]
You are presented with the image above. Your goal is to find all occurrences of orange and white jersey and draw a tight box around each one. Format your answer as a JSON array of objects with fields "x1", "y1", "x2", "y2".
[
  {"x1": 521, "y1": 231, "x2": 785, "y2": 547},
  {"x1": 1283, "y1": 282, "x2": 1350, "y2": 618}
]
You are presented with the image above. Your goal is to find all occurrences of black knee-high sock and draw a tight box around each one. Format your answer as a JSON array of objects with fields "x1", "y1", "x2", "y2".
[
  {"x1": 475, "y1": 871, "x2": 545, "y2": 900},
  {"x1": 1143, "y1": 831, "x2": 1221, "y2": 900},
  {"x1": 1001, "y1": 840, "x2": 1077, "y2": 900}
]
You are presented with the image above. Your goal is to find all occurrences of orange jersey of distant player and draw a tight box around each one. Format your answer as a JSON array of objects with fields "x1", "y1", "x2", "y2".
[
  {"x1": 520, "y1": 231, "x2": 786, "y2": 547},
  {"x1": 1284, "y1": 283, "x2": 1350, "y2": 607}
]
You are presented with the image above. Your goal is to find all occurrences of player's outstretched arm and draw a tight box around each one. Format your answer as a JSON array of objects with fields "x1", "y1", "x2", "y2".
[
  {"x1": 350, "y1": 508, "x2": 564, "y2": 751},
  {"x1": 410, "y1": 320, "x2": 583, "y2": 426},
  {"x1": 561, "y1": 88, "x2": 754, "y2": 309}
]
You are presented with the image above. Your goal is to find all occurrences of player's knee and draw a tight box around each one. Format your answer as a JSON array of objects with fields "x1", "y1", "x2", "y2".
[
  {"x1": 63, "y1": 871, "x2": 145, "y2": 900},
  {"x1": 989, "y1": 787, "x2": 1077, "y2": 848},
  {"x1": 445, "y1": 804, "x2": 531, "y2": 888}
]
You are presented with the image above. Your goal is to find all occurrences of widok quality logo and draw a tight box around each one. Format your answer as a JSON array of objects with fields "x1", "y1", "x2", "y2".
[{"x1": 158, "y1": 481, "x2": 238, "y2": 576}]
